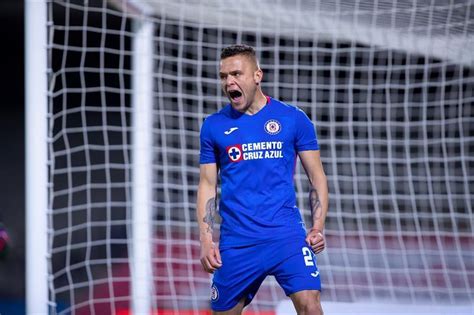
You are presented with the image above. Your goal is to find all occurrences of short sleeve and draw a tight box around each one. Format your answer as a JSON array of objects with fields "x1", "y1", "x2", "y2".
[
  {"x1": 200, "y1": 117, "x2": 217, "y2": 164},
  {"x1": 295, "y1": 108, "x2": 320, "y2": 151}
]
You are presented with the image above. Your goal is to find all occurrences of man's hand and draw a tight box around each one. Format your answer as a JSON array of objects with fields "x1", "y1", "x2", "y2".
[
  {"x1": 305, "y1": 228, "x2": 325, "y2": 254},
  {"x1": 200, "y1": 240, "x2": 222, "y2": 273}
]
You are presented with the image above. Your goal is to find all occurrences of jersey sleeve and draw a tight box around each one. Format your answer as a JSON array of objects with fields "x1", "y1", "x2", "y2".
[
  {"x1": 295, "y1": 108, "x2": 320, "y2": 151},
  {"x1": 200, "y1": 117, "x2": 217, "y2": 164}
]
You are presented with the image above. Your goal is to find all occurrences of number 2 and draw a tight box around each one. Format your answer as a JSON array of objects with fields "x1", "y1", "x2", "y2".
[{"x1": 302, "y1": 247, "x2": 314, "y2": 266}]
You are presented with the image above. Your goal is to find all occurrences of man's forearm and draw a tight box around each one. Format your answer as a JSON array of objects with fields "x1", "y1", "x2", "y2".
[
  {"x1": 202, "y1": 196, "x2": 217, "y2": 239},
  {"x1": 309, "y1": 179, "x2": 328, "y2": 232},
  {"x1": 196, "y1": 166, "x2": 222, "y2": 272},
  {"x1": 197, "y1": 184, "x2": 217, "y2": 242}
]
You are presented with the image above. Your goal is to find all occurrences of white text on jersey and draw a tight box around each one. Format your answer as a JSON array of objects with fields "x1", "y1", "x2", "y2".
[{"x1": 226, "y1": 141, "x2": 284, "y2": 163}]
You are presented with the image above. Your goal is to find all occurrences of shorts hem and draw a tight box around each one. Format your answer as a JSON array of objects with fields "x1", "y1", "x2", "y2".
[
  {"x1": 285, "y1": 286, "x2": 322, "y2": 297},
  {"x1": 211, "y1": 295, "x2": 253, "y2": 312}
]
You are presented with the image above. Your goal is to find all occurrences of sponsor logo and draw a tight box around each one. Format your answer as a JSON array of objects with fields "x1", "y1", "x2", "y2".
[
  {"x1": 224, "y1": 127, "x2": 239, "y2": 135},
  {"x1": 226, "y1": 144, "x2": 243, "y2": 162},
  {"x1": 264, "y1": 119, "x2": 281, "y2": 135},
  {"x1": 211, "y1": 284, "x2": 219, "y2": 301},
  {"x1": 226, "y1": 141, "x2": 284, "y2": 163},
  {"x1": 311, "y1": 271, "x2": 320, "y2": 278}
]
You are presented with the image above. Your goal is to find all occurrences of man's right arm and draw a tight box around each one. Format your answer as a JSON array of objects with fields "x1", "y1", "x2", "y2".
[{"x1": 197, "y1": 163, "x2": 222, "y2": 273}]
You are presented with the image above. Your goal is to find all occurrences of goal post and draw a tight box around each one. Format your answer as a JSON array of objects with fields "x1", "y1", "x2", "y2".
[
  {"x1": 28, "y1": 0, "x2": 473, "y2": 314},
  {"x1": 130, "y1": 14, "x2": 154, "y2": 315},
  {"x1": 25, "y1": 0, "x2": 48, "y2": 314}
]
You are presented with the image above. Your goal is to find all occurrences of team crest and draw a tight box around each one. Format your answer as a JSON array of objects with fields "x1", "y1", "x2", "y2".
[
  {"x1": 226, "y1": 144, "x2": 243, "y2": 162},
  {"x1": 211, "y1": 284, "x2": 219, "y2": 301},
  {"x1": 264, "y1": 119, "x2": 282, "y2": 135}
]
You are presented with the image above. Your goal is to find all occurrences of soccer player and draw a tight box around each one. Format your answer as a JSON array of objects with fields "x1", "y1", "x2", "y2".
[{"x1": 197, "y1": 44, "x2": 328, "y2": 315}]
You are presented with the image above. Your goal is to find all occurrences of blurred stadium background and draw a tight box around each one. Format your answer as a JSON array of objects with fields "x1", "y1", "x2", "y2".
[{"x1": 1, "y1": 0, "x2": 473, "y2": 314}]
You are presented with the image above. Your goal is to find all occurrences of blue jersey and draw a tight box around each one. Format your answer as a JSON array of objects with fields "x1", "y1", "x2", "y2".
[{"x1": 200, "y1": 97, "x2": 319, "y2": 249}]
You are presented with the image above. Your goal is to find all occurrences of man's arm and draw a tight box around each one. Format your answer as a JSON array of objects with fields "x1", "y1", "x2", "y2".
[
  {"x1": 197, "y1": 163, "x2": 222, "y2": 273},
  {"x1": 298, "y1": 150, "x2": 328, "y2": 254}
]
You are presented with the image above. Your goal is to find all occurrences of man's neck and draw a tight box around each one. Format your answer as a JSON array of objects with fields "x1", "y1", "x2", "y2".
[{"x1": 245, "y1": 91, "x2": 268, "y2": 115}]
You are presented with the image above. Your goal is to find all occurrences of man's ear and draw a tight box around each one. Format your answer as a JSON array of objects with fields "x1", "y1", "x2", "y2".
[{"x1": 255, "y1": 68, "x2": 263, "y2": 85}]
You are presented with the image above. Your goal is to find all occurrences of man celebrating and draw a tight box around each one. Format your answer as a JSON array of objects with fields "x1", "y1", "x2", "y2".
[{"x1": 197, "y1": 44, "x2": 328, "y2": 315}]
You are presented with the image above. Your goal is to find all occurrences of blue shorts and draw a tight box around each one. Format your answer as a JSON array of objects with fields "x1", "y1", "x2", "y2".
[{"x1": 210, "y1": 237, "x2": 321, "y2": 311}]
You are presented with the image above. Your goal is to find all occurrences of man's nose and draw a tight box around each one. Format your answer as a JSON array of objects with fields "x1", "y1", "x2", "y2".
[{"x1": 225, "y1": 75, "x2": 236, "y2": 86}]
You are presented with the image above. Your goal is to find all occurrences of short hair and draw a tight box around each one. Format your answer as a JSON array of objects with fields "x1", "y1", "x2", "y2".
[{"x1": 220, "y1": 44, "x2": 259, "y2": 68}]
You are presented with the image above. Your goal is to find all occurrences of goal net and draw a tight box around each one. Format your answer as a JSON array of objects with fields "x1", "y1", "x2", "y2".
[{"x1": 44, "y1": 0, "x2": 473, "y2": 314}]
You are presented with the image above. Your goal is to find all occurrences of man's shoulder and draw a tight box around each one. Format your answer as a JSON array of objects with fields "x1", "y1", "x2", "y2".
[
  {"x1": 269, "y1": 97, "x2": 300, "y2": 114},
  {"x1": 203, "y1": 104, "x2": 232, "y2": 124}
]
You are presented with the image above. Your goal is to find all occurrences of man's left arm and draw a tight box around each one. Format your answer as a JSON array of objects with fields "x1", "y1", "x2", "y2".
[{"x1": 298, "y1": 150, "x2": 328, "y2": 254}]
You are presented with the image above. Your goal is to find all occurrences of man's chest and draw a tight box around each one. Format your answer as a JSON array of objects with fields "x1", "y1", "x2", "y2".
[{"x1": 213, "y1": 117, "x2": 294, "y2": 163}]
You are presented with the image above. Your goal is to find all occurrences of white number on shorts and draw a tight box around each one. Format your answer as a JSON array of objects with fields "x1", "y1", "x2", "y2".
[{"x1": 302, "y1": 247, "x2": 314, "y2": 267}]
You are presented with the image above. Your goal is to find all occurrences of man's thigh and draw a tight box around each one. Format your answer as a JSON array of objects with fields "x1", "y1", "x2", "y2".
[
  {"x1": 211, "y1": 245, "x2": 267, "y2": 312},
  {"x1": 269, "y1": 238, "x2": 321, "y2": 296}
]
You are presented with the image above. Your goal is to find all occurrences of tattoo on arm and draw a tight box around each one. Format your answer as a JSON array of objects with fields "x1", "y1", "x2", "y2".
[
  {"x1": 203, "y1": 197, "x2": 217, "y2": 234},
  {"x1": 309, "y1": 188, "x2": 322, "y2": 221}
]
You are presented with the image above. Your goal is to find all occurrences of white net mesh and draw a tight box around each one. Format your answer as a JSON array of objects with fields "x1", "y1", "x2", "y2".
[{"x1": 47, "y1": 0, "x2": 473, "y2": 313}]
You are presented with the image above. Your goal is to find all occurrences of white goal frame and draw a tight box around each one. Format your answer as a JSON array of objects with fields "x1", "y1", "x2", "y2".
[
  {"x1": 25, "y1": 0, "x2": 48, "y2": 314},
  {"x1": 27, "y1": 1, "x2": 473, "y2": 314}
]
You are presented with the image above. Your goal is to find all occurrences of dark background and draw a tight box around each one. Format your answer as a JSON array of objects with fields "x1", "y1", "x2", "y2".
[{"x1": 0, "y1": 0, "x2": 26, "y2": 308}]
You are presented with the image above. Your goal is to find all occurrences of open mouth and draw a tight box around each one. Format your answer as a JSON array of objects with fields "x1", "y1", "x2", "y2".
[{"x1": 228, "y1": 90, "x2": 242, "y2": 101}]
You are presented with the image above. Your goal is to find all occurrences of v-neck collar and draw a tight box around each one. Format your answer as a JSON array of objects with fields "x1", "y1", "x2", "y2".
[{"x1": 230, "y1": 95, "x2": 271, "y2": 119}]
